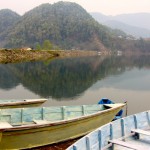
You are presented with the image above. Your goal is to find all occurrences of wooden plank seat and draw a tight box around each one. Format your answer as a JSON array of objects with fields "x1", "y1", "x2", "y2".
[
  {"x1": 0, "y1": 122, "x2": 12, "y2": 129},
  {"x1": 131, "y1": 129, "x2": 150, "y2": 136},
  {"x1": 108, "y1": 129, "x2": 150, "y2": 149},
  {"x1": 108, "y1": 139, "x2": 142, "y2": 150},
  {"x1": 131, "y1": 129, "x2": 150, "y2": 139}
]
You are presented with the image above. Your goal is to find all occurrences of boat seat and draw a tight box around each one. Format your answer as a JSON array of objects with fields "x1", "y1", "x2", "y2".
[
  {"x1": 33, "y1": 120, "x2": 48, "y2": 125},
  {"x1": 131, "y1": 129, "x2": 150, "y2": 139},
  {"x1": 108, "y1": 139, "x2": 142, "y2": 150},
  {"x1": 0, "y1": 122, "x2": 12, "y2": 129}
]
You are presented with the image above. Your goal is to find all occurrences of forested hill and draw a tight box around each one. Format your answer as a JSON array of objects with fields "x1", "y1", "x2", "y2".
[
  {"x1": 0, "y1": 9, "x2": 20, "y2": 46},
  {"x1": 0, "y1": 2, "x2": 125, "y2": 50},
  {"x1": 0, "y1": 2, "x2": 150, "y2": 52},
  {"x1": 0, "y1": 9, "x2": 20, "y2": 33}
]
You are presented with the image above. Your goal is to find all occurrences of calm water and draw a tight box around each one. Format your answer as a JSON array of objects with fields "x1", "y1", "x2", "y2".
[{"x1": 0, "y1": 55, "x2": 150, "y2": 115}]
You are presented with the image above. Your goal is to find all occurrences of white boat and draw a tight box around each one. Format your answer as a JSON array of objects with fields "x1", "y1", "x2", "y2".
[{"x1": 67, "y1": 110, "x2": 150, "y2": 150}]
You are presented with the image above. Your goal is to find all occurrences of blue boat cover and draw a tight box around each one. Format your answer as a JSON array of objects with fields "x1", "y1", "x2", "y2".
[{"x1": 98, "y1": 98, "x2": 123, "y2": 120}]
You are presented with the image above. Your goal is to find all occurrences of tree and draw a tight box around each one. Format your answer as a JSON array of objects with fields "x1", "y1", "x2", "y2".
[
  {"x1": 35, "y1": 43, "x2": 41, "y2": 50},
  {"x1": 42, "y1": 40, "x2": 53, "y2": 50}
]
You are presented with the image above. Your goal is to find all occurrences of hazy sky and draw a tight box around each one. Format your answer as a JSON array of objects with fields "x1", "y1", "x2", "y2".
[{"x1": 0, "y1": 0, "x2": 150, "y2": 16}]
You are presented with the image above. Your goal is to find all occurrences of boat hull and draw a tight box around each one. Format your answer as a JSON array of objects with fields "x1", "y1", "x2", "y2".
[
  {"x1": 0, "y1": 99, "x2": 47, "y2": 108},
  {"x1": 0, "y1": 104, "x2": 124, "y2": 149}
]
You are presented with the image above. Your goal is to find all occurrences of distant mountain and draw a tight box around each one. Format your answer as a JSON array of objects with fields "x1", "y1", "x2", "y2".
[
  {"x1": 104, "y1": 20, "x2": 150, "y2": 38},
  {"x1": 114, "y1": 13, "x2": 150, "y2": 30},
  {"x1": 90, "y1": 12, "x2": 110, "y2": 23},
  {"x1": 91, "y1": 12, "x2": 150, "y2": 38}
]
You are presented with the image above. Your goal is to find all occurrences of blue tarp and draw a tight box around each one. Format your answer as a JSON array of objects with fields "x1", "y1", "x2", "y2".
[{"x1": 98, "y1": 98, "x2": 123, "y2": 120}]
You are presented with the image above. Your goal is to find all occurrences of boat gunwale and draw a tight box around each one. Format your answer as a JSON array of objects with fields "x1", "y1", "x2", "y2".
[{"x1": 0, "y1": 103, "x2": 125, "y2": 131}]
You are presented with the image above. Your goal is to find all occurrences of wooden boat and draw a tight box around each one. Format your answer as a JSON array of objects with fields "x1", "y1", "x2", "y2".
[
  {"x1": 0, "y1": 98, "x2": 47, "y2": 108},
  {"x1": 0, "y1": 103, "x2": 125, "y2": 149},
  {"x1": 67, "y1": 110, "x2": 150, "y2": 150}
]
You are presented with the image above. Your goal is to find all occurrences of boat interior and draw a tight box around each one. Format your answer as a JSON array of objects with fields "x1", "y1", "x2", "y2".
[{"x1": 0, "y1": 104, "x2": 110, "y2": 127}]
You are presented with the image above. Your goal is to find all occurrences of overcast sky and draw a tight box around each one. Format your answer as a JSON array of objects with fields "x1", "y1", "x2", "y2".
[{"x1": 0, "y1": 0, "x2": 150, "y2": 16}]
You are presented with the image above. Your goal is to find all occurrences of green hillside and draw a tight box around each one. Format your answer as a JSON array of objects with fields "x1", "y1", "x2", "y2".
[
  {"x1": 0, "y1": 9, "x2": 20, "y2": 47},
  {"x1": 0, "y1": 9, "x2": 20, "y2": 33},
  {"x1": 1, "y1": 2, "x2": 122, "y2": 50}
]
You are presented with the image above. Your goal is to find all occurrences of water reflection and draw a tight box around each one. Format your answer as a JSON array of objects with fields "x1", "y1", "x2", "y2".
[
  {"x1": 1, "y1": 55, "x2": 150, "y2": 100},
  {"x1": 1, "y1": 55, "x2": 150, "y2": 114},
  {"x1": 0, "y1": 65, "x2": 19, "y2": 89},
  {"x1": 0, "y1": 56, "x2": 106, "y2": 99},
  {"x1": 93, "y1": 68, "x2": 150, "y2": 91}
]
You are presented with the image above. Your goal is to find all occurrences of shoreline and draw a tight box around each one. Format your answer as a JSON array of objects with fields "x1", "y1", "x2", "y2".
[
  {"x1": 0, "y1": 49, "x2": 148, "y2": 64},
  {"x1": 0, "y1": 49, "x2": 98, "y2": 63}
]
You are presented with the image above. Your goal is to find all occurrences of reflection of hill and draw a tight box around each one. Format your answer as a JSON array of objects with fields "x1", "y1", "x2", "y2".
[
  {"x1": 10, "y1": 57, "x2": 106, "y2": 99},
  {"x1": 0, "y1": 65, "x2": 19, "y2": 89},
  {"x1": 1, "y1": 55, "x2": 150, "y2": 99}
]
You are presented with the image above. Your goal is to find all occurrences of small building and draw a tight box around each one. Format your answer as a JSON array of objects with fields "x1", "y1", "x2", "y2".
[{"x1": 21, "y1": 47, "x2": 32, "y2": 51}]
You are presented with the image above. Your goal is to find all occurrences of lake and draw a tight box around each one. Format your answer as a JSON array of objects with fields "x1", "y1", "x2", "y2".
[{"x1": 0, "y1": 55, "x2": 150, "y2": 115}]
